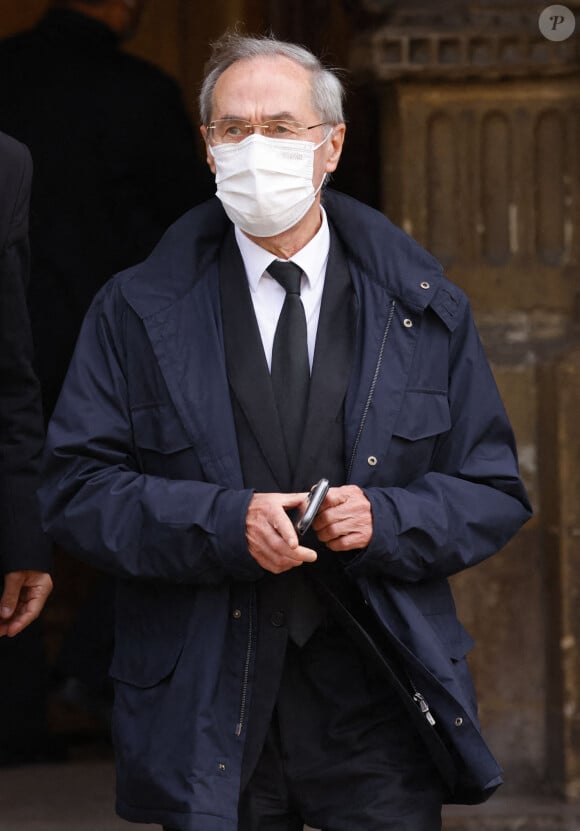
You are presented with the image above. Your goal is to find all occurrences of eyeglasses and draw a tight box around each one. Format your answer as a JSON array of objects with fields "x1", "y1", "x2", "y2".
[{"x1": 207, "y1": 119, "x2": 328, "y2": 144}]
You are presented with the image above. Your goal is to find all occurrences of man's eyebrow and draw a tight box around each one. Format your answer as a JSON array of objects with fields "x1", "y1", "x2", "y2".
[
  {"x1": 211, "y1": 111, "x2": 300, "y2": 122},
  {"x1": 263, "y1": 112, "x2": 299, "y2": 121}
]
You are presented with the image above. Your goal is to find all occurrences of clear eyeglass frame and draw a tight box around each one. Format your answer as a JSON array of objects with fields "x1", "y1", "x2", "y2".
[{"x1": 207, "y1": 118, "x2": 328, "y2": 144}]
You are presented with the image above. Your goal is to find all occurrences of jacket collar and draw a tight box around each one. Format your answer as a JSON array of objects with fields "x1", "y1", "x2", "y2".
[
  {"x1": 121, "y1": 192, "x2": 461, "y2": 333},
  {"x1": 120, "y1": 198, "x2": 228, "y2": 319},
  {"x1": 321, "y1": 190, "x2": 462, "y2": 332}
]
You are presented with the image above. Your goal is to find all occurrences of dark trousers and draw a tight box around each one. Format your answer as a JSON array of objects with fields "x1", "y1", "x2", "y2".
[
  {"x1": 0, "y1": 618, "x2": 51, "y2": 763},
  {"x1": 164, "y1": 623, "x2": 444, "y2": 831},
  {"x1": 238, "y1": 624, "x2": 444, "y2": 831}
]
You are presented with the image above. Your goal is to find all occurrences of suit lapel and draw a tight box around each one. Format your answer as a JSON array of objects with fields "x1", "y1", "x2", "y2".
[
  {"x1": 293, "y1": 230, "x2": 358, "y2": 489},
  {"x1": 219, "y1": 229, "x2": 291, "y2": 490}
]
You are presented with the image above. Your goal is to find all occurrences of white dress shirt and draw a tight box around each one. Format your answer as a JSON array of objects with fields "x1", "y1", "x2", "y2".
[{"x1": 234, "y1": 209, "x2": 330, "y2": 371}]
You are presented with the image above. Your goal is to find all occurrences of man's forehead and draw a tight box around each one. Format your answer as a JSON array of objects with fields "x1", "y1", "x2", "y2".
[
  {"x1": 214, "y1": 55, "x2": 311, "y2": 98},
  {"x1": 211, "y1": 56, "x2": 315, "y2": 121},
  {"x1": 223, "y1": 53, "x2": 308, "y2": 76}
]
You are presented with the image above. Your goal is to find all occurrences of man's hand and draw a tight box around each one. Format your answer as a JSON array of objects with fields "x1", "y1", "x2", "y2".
[
  {"x1": 0, "y1": 570, "x2": 53, "y2": 638},
  {"x1": 312, "y1": 485, "x2": 373, "y2": 551},
  {"x1": 246, "y1": 492, "x2": 318, "y2": 574}
]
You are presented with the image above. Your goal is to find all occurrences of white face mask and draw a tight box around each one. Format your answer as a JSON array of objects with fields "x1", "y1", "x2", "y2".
[{"x1": 209, "y1": 131, "x2": 331, "y2": 237}]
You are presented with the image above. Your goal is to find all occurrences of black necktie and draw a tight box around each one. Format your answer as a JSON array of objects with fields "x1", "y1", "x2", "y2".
[
  {"x1": 269, "y1": 260, "x2": 310, "y2": 473},
  {"x1": 268, "y1": 261, "x2": 323, "y2": 647}
]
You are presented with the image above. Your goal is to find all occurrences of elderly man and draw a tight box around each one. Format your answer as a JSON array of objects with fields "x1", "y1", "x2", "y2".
[
  {"x1": 0, "y1": 0, "x2": 214, "y2": 419},
  {"x1": 40, "y1": 31, "x2": 531, "y2": 831}
]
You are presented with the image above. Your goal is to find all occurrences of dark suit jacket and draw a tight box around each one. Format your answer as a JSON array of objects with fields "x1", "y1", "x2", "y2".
[
  {"x1": 0, "y1": 131, "x2": 51, "y2": 575},
  {"x1": 0, "y1": 9, "x2": 215, "y2": 417}
]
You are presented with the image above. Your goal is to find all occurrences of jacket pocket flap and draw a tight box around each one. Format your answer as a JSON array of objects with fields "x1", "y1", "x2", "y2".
[
  {"x1": 131, "y1": 402, "x2": 191, "y2": 453},
  {"x1": 393, "y1": 391, "x2": 450, "y2": 441},
  {"x1": 426, "y1": 612, "x2": 475, "y2": 660},
  {"x1": 449, "y1": 624, "x2": 475, "y2": 661},
  {"x1": 109, "y1": 634, "x2": 184, "y2": 688},
  {"x1": 109, "y1": 581, "x2": 188, "y2": 687}
]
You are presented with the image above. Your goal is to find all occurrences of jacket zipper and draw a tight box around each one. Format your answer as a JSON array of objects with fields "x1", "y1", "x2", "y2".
[
  {"x1": 412, "y1": 690, "x2": 437, "y2": 726},
  {"x1": 235, "y1": 591, "x2": 255, "y2": 737},
  {"x1": 347, "y1": 300, "x2": 396, "y2": 482},
  {"x1": 343, "y1": 297, "x2": 435, "y2": 728},
  {"x1": 405, "y1": 668, "x2": 436, "y2": 726}
]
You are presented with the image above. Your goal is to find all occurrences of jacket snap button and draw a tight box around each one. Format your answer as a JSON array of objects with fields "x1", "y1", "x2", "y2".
[
  {"x1": 218, "y1": 762, "x2": 226, "y2": 772},
  {"x1": 232, "y1": 609, "x2": 242, "y2": 619},
  {"x1": 455, "y1": 717, "x2": 463, "y2": 727},
  {"x1": 270, "y1": 611, "x2": 286, "y2": 627},
  {"x1": 403, "y1": 318, "x2": 413, "y2": 328},
  {"x1": 420, "y1": 281, "x2": 430, "y2": 289},
  {"x1": 367, "y1": 456, "x2": 378, "y2": 466}
]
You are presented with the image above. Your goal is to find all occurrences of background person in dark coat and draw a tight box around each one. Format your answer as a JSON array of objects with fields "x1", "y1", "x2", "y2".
[
  {"x1": 0, "y1": 0, "x2": 214, "y2": 419},
  {"x1": 0, "y1": 0, "x2": 214, "y2": 730},
  {"x1": 0, "y1": 131, "x2": 53, "y2": 760},
  {"x1": 0, "y1": 132, "x2": 52, "y2": 635}
]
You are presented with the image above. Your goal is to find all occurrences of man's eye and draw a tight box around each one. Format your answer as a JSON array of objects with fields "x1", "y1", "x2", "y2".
[
  {"x1": 270, "y1": 122, "x2": 292, "y2": 134},
  {"x1": 225, "y1": 123, "x2": 244, "y2": 136}
]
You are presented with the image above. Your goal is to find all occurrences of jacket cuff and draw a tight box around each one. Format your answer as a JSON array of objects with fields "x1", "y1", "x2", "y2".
[
  {"x1": 343, "y1": 487, "x2": 397, "y2": 577},
  {"x1": 0, "y1": 491, "x2": 53, "y2": 575},
  {"x1": 211, "y1": 488, "x2": 263, "y2": 581}
]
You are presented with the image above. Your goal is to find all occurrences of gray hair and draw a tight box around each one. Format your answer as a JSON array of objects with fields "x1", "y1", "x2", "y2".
[{"x1": 199, "y1": 31, "x2": 345, "y2": 127}]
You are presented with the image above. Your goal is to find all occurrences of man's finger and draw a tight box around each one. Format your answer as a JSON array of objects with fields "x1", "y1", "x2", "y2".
[
  {"x1": 5, "y1": 608, "x2": 36, "y2": 638},
  {"x1": 0, "y1": 571, "x2": 26, "y2": 618}
]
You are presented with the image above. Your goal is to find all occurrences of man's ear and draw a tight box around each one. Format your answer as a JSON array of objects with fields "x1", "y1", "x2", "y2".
[
  {"x1": 325, "y1": 124, "x2": 346, "y2": 174},
  {"x1": 200, "y1": 125, "x2": 216, "y2": 175}
]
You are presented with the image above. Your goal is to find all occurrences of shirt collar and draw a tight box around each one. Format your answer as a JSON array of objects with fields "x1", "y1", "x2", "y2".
[{"x1": 234, "y1": 208, "x2": 330, "y2": 293}]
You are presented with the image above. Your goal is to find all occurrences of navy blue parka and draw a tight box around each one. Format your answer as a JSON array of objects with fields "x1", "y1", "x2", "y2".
[{"x1": 39, "y1": 190, "x2": 532, "y2": 830}]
